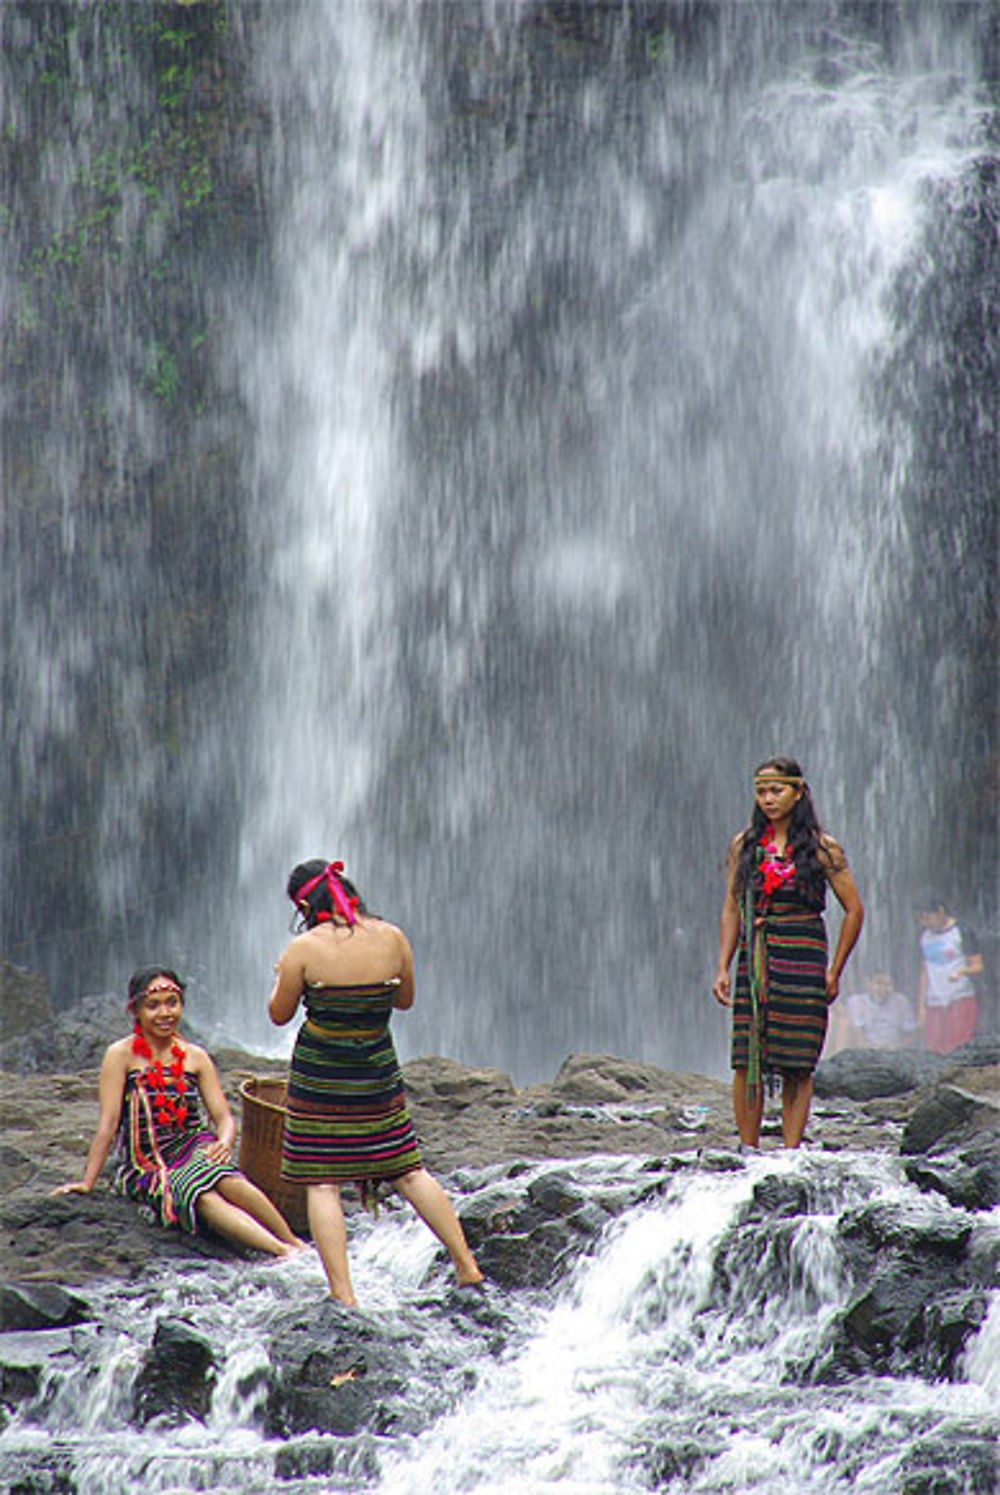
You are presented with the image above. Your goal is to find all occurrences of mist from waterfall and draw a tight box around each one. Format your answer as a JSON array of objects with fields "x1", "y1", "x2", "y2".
[
  {"x1": 2, "y1": 2, "x2": 995, "y2": 1081},
  {"x1": 221, "y1": 2, "x2": 997, "y2": 1076}
]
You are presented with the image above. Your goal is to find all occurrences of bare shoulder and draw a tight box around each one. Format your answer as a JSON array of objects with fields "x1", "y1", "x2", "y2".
[
  {"x1": 103, "y1": 1036, "x2": 132, "y2": 1067},
  {"x1": 180, "y1": 1040, "x2": 212, "y2": 1070},
  {"x1": 818, "y1": 834, "x2": 848, "y2": 874}
]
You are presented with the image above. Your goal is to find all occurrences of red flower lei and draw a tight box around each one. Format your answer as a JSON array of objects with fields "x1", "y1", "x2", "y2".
[
  {"x1": 759, "y1": 827, "x2": 797, "y2": 899},
  {"x1": 132, "y1": 1023, "x2": 189, "y2": 1129}
]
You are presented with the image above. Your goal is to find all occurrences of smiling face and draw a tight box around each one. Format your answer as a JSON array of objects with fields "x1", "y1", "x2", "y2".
[
  {"x1": 754, "y1": 769, "x2": 804, "y2": 825},
  {"x1": 136, "y1": 979, "x2": 184, "y2": 1042}
]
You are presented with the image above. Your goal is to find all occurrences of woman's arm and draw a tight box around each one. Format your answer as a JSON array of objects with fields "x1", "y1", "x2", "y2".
[
  {"x1": 188, "y1": 1046, "x2": 235, "y2": 1164},
  {"x1": 268, "y1": 943, "x2": 306, "y2": 1026},
  {"x1": 393, "y1": 930, "x2": 416, "y2": 1011},
  {"x1": 50, "y1": 1043, "x2": 127, "y2": 1195},
  {"x1": 824, "y1": 854, "x2": 864, "y2": 1000},
  {"x1": 712, "y1": 837, "x2": 742, "y2": 1007}
]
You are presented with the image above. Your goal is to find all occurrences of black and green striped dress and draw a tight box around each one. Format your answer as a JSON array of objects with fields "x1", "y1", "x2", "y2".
[
  {"x1": 731, "y1": 879, "x2": 830, "y2": 1080},
  {"x1": 280, "y1": 979, "x2": 422, "y2": 1195}
]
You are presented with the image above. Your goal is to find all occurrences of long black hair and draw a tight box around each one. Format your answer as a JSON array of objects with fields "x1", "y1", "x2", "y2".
[
  {"x1": 734, "y1": 756, "x2": 828, "y2": 910},
  {"x1": 287, "y1": 859, "x2": 370, "y2": 930}
]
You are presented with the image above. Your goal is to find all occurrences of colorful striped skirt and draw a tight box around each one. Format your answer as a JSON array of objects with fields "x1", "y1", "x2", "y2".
[
  {"x1": 114, "y1": 1076, "x2": 240, "y2": 1234},
  {"x1": 280, "y1": 988, "x2": 422, "y2": 1193},
  {"x1": 731, "y1": 904, "x2": 829, "y2": 1078}
]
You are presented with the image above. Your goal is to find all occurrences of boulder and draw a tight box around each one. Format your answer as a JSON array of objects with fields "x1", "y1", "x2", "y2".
[
  {"x1": 904, "y1": 1132, "x2": 1000, "y2": 1212},
  {"x1": 813, "y1": 1049, "x2": 946, "y2": 1100},
  {"x1": 901, "y1": 1082, "x2": 1000, "y2": 1157},
  {"x1": 132, "y1": 1317, "x2": 217, "y2": 1426},
  {"x1": 262, "y1": 1292, "x2": 514, "y2": 1441},
  {"x1": 401, "y1": 1056, "x2": 516, "y2": 1111},
  {"x1": 551, "y1": 1053, "x2": 684, "y2": 1105},
  {"x1": 803, "y1": 1197, "x2": 987, "y2": 1382},
  {"x1": 0, "y1": 1281, "x2": 92, "y2": 1332}
]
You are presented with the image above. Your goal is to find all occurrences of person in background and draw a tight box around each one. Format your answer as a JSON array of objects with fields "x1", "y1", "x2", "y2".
[
  {"x1": 53, "y1": 967, "x2": 305, "y2": 1259},
  {"x1": 841, "y1": 971, "x2": 917, "y2": 1050},
  {"x1": 916, "y1": 899, "x2": 983, "y2": 1053},
  {"x1": 269, "y1": 859, "x2": 483, "y2": 1305},
  {"x1": 712, "y1": 757, "x2": 864, "y2": 1149}
]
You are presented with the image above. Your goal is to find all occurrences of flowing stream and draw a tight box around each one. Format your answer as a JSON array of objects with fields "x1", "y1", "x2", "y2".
[{"x1": 1, "y1": 1151, "x2": 997, "y2": 1492}]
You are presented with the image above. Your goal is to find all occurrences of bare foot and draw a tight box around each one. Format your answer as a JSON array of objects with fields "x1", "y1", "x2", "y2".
[
  {"x1": 456, "y1": 1257, "x2": 485, "y2": 1288},
  {"x1": 329, "y1": 1290, "x2": 359, "y2": 1309}
]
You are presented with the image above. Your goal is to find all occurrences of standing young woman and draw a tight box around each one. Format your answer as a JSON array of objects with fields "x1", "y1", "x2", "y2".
[
  {"x1": 269, "y1": 859, "x2": 483, "y2": 1305},
  {"x1": 712, "y1": 758, "x2": 864, "y2": 1149}
]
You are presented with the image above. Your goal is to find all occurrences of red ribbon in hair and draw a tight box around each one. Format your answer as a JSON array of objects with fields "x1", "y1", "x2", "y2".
[{"x1": 295, "y1": 860, "x2": 359, "y2": 926}]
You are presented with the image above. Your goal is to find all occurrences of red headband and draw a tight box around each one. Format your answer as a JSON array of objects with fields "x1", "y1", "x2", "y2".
[{"x1": 295, "y1": 860, "x2": 359, "y2": 926}]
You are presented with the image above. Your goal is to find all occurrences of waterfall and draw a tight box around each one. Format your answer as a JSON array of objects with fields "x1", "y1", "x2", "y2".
[
  {"x1": 224, "y1": 1, "x2": 997, "y2": 1073},
  {"x1": 3, "y1": 2, "x2": 996, "y2": 1080}
]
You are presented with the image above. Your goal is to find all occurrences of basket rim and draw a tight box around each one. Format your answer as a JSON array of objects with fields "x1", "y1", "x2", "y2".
[{"x1": 239, "y1": 1075, "x2": 288, "y2": 1114}]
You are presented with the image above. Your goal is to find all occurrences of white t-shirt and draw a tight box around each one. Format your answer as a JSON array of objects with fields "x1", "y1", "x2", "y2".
[
  {"x1": 920, "y1": 924, "x2": 976, "y2": 1007},
  {"x1": 845, "y1": 989, "x2": 917, "y2": 1048}
]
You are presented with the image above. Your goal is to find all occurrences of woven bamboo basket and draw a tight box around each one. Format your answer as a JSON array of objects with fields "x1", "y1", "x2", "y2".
[{"x1": 238, "y1": 1075, "x2": 308, "y2": 1235}]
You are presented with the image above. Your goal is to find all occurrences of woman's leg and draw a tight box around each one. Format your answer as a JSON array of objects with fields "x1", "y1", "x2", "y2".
[
  {"x1": 196, "y1": 1188, "x2": 301, "y2": 1258},
  {"x1": 780, "y1": 1074, "x2": 813, "y2": 1148},
  {"x1": 215, "y1": 1173, "x2": 305, "y2": 1247},
  {"x1": 394, "y1": 1168, "x2": 483, "y2": 1286},
  {"x1": 307, "y1": 1184, "x2": 357, "y2": 1306},
  {"x1": 732, "y1": 1068, "x2": 764, "y2": 1147}
]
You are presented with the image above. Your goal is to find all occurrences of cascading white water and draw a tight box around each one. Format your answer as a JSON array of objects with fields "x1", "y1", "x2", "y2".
[
  {"x1": 221, "y1": 2, "x2": 996, "y2": 1075},
  {"x1": 1, "y1": 1153, "x2": 996, "y2": 1492}
]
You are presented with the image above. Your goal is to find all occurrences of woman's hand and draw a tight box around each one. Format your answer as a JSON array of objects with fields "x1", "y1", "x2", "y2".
[
  {"x1": 203, "y1": 1137, "x2": 233, "y2": 1166},
  {"x1": 50, "y1": 1180, "x2": 92, "y2": 1197},
  {"x1": 712, "y1": 969, "x2": 733, "y2": 1006},
  {"x1": 826, "y1": 967, "x2": 841, "y2": 1002}
]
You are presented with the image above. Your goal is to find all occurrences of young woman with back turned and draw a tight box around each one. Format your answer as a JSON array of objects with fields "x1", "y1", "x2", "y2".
[{"x1": 269, "y1": 859, "x2": 483, "y2": 1305}]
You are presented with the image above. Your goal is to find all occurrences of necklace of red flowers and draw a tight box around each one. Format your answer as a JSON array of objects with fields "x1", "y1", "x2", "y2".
[{"x1": 131, "y1": 1023, "x2": 190, "y2": 1129}]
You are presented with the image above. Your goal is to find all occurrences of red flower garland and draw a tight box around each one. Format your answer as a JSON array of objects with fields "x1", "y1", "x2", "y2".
[
  {"x1": 759, "y1": 827, "x2": 797, "y2": 899},
  {"x1": 132, "y1": 1024, "x2": 189, "y2": 1129}
]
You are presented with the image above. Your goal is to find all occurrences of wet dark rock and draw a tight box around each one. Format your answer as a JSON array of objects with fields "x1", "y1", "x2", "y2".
[
  {"x1": 263, "y1": 1303, "x2": 436, "y2": 1439},
  {"x1": 897, "y1": 1433, "x2": 999, "y2": 1494},
  {"x1": 132, "y1": 1317, "x2": 217, "y2": 1426},
  {"x1": 0, "y1": 1328, "x2": 76, "y2": 1411},
  {"x1": 0, "y1": 1281, "x2": 92, "y2": 1332},
  {"x1": 747, "y1": 1175, "x2": 810, "y2": 1220},
  {"x1": 814, "y1": 1049, "x2": 947, "y2": 1101},
  {"x1": 901, "y1": 1083, "x2": 999, "y2": 1158},
  {"x1": 627, "y1": 1435, "x2": 710, "y2": 1486},
  {"x1": 272, "y1": 1435, "x2": 381, "y2": 1485},
  {"x1": 905, "y1": 1131, "x2": 1000, "y2": 1211},
  {"x1": 0, "y1": 1446, "x2": 76, "y2": 1494},
  {"x1": 838, "y1": 1199, "x2": 972, "y2": 1261},
  {"x1": 804, "y1": 1196, "x2": 988, "y2": 1382}
]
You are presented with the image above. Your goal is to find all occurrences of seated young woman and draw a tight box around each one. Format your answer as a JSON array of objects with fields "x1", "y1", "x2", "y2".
[{"x1": 53, "y1": 965, "x2": 305, "y2": 1260}]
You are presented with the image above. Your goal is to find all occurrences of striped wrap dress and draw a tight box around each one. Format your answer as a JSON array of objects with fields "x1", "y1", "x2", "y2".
[
  {"x1": 731, "y1": 867, "x2": 833, "y2": 1084},
  {"x1": 280, "y1": 979, "x2": 422, "y2": 1196},
  {"x1": 114, "y1": 1071, "x2": 241, "y2": 1233}
]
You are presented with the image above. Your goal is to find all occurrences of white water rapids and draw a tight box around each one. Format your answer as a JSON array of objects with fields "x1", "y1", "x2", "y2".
[{"x1": 2, "y1": 1151, "x2": 996, "y2": 1493}]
